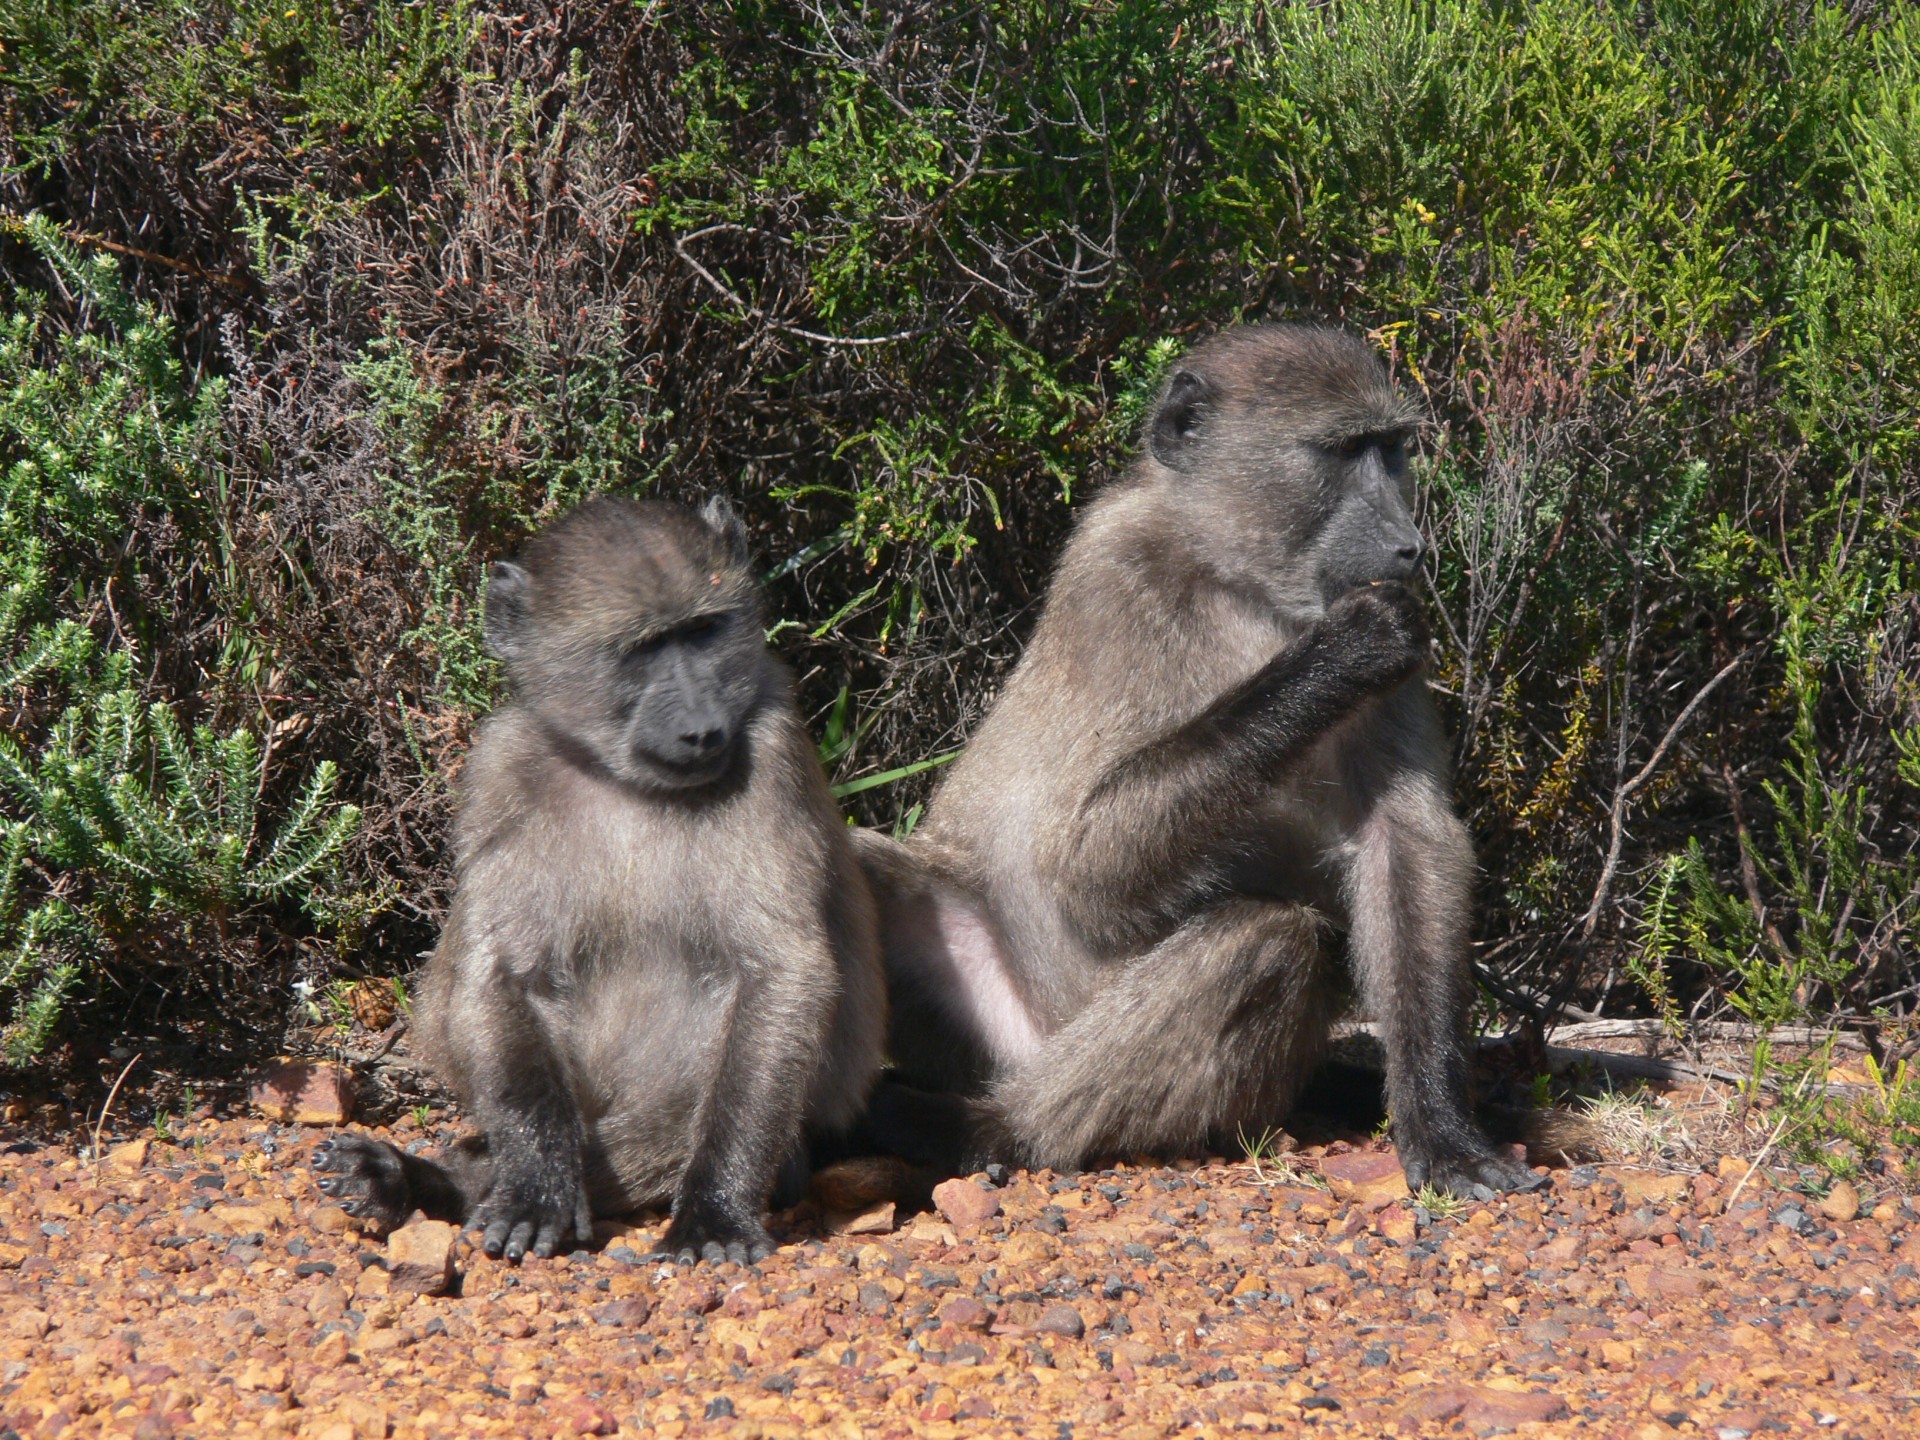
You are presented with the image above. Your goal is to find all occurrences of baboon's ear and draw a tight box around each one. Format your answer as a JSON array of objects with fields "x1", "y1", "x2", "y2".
[
  {"x1": 700, "y1": 494, "x2": 749, "y2": 565},
  {"x1": 483, "y1": 561, "x2": 533, "y2": 662},
  {"x1": 1148, "y1": 369, "x2": 1215, "y2": 472}
]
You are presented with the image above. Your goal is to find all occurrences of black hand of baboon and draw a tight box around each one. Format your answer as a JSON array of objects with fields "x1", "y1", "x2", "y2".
[
  {"x1": 468, "y1": 1161, "x2": 591, "y2": 1261},
  {"x1": 310, "y1": 1134, "x2": 413, "y2": 1230},
  {"x1": 1325, "y1": 580, "x2": 1429, "y2": 689}
]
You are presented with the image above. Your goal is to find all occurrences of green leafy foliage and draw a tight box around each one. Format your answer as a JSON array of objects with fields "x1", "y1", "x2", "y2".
[
  {"x1": 0, "y1": 2, "x2": 1914, "y2": 1076},
  {"x1": 0, "y1": 219, "x2": 360, "y2": 1062}
]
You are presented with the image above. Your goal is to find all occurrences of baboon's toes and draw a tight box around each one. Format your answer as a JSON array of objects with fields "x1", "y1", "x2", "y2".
[
  {"x1": 308, "y1": 1134, "x2": 412, "y2": 1229},
  {"x1": 1407, "y1": 1144, "x2": 1546, "y2": 1199}
]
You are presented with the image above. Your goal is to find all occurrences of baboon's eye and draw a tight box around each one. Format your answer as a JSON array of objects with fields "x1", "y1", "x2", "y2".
[{"x1": 680, "y1": 614, "x2": 724, "y2": 644}]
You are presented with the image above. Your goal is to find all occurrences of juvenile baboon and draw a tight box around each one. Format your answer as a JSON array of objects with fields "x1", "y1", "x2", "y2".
[
  {"x1": 857, "y1": 323, "x2": 1538, "y2": 1196},
  {"x1": 313, "y1": 497, "x2": 886, "y2": 1262}
]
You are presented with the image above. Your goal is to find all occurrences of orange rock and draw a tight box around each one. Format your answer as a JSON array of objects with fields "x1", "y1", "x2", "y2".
[
  {"x1": 385, "y1": 1219, "x2": 457, "y2": 1296},
  {"x1": 1319, "y1": 1151, "x2": 1409, "y2": 1207},
  {"x1": 931, "y1": 1178, "x2": 1001, "y2": 1232},
  {"x1": 249, "y1": 1060, "x2": 356, "y2": 1125},
  {"x1": 312, "y1": 1329, "x2": 353, "y2": 1367},
  {"x1": 1374, "y1": 1204, "x2": 1417, "y2": 1244},
  {"x1": 1614, "y1": 1170, "x2": 1690, "y2": 1207},
  {"x1": 829, "y1": 1200, "x2": 896, "y2": 1236},
  {"x1": 1819, "y1": 1181, "x2": 1860, "y2": 1223},
  {"x1": 310, "y1": 1204, "x2": 353, "y2": 1234}
]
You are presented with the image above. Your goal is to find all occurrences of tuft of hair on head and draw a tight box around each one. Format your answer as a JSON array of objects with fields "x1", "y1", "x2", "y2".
[{"x1": 699, "y1": 494, "x2": 750, "y2": 566}]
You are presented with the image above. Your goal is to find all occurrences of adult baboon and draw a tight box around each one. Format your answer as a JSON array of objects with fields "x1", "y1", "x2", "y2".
[
  {"x1": 314, "y1": 497, "x2": 886, "y2": 1262},
  {"x1": 858, "y1": 323, "x2": 1537, "y2": 1196}
]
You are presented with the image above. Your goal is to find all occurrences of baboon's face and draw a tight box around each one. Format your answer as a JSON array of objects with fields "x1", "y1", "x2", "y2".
[
  {"x1": 485, "y1": 500, "x2": 772, "y2": 791},
  {"x1": 1147, "y1": 326, "x2": 1424, "y2": 609},
  {"x1": 1302, "y1": 428, "x2": 1422, "y2": 599}
]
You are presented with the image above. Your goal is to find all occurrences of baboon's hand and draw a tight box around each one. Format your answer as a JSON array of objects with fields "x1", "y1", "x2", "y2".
[
  {"x1": 653, "y1": 1195, "x2": 776, "y2": 1267},
  {"x1": 1325, "y1": 581, "x2": 1429, "y2": 690},
  {"x1": 311, "y1": 1134, "x2": 413, "y2": 1230},
  {"x1": 469, "y1": 1162, "x2": 592, "y2": 1261},
  {"x1": 1401, "y1": 1141, "x2": 1545, "y2": 1201}
]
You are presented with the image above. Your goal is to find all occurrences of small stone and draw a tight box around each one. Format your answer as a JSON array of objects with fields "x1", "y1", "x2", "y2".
[
  {"x1": 932, "y1": 1178, "x2": 1001, "y2": 1232},
  {"x1": 1404, "y1": 1385, "x2": 1569, "y2": 1428},
  {"x1": 1717, "y1": 1154, "x2": 1752, "y2": 1181},
  {"x1": 1320, "y1": 1150, "x2": 1410, "y2": 1206},
  {"x1": 235, "y1": 1361, "x2": 290, "y2": 1393},
  {"x1": 939, "y1": 1296, "x2": 994, "y2": 1331},
  {"x1": 1773, "y1": 1206, "x2": 1809, "y2": 1234},
  {"x1": 0, "y1": 1242, "x2": 28, "y2": 1268},
  {"x1": 1035, "y1": 1303, "x2": 1085, "y2": 1340},
  {"x1": 108, "y1": 1137, "x2": 151, "y2": 1173},
  {"x1": 507, "y1": 1373, "x2": 543, "y2": 1403},
  {"x1": 312, "y1": 1329, "x2": 353, "y2": 1367},
  {"x1": 831, "y1": 1200, "x2": 896, "y2": 1236},
  {"x1": 249, "y1": 1060, "x2": 356, "y2": 1125},
  {"x1": 7, "y1": 1306, "x2": 52, "y2": 1339},
  {"x1": 354, "y1": 1262, "x2": 393, "y2": 1299},
  {"x1": 1819, "y1": 1181, "x2": 1860, "y2": 1223},
  {"x1": 310, "y1": 1204, "x2": 353, "y2": 1234},
  {"x1": 384, "y1": 1219, "x2": 457, "y2": 1296},
  {"x1": 589, "y1": 1298, "x2": 651, "y2": 1328},
  {"x1": 563, "y1": 1400, "x2": 617, "y2": 1435},
  {"x1": 999, "y1": 1230, "x2": 1056, "y2": 1265},
  {"x1": 1615, "y1": 1170, "x2": 1691, "y2": 1207},
  {"x1": 1375, "y1": 1204, "x2": 1417, "y2": 1244}
]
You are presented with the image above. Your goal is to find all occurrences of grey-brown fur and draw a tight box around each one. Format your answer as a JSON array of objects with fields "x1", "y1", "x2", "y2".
[
  {"x1": 314, "y1": 497, "x2": 886, "y2": 1262},
  {"x1": 856, "y1": 324, "x2": 1536, "y2": 1196}
]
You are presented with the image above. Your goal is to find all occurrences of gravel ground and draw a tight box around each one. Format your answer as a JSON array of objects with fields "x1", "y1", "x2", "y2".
[{"x1": 1, "y1": 1108, "x2": 1915, "y2": 1440}]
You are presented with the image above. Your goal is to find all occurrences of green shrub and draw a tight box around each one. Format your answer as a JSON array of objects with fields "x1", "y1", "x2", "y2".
[
  {"x1": 0, "y1": 218, "x2": 360, "y2": 1062},
  {"x1": 0, "y1": 2, "x2": 1914, "y2": 1074}
]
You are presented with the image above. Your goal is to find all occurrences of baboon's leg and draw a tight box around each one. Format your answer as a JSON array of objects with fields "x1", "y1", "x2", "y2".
[
  {"x1": 445, "y1": 963, "x2": 597, "y2": 1260},
  {"x1": 851, "y1": 829, "x2": 1035, "y2": 1094},
  {"x1": 658, "y1": 938, "x2": 838, "y2": 1266},
  {"x1": 991, "y1": 900, "x2": 1339, "y2": 1172},
  {"x1": 1345, "y1": 786, "x2": 1538, "y2": 1195},
  {"x1": 311, "y1": 1133, "x2": 491, "y2": 1230}
]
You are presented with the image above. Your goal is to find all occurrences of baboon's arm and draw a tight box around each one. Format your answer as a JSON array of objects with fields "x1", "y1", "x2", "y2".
[
  {"x1": 452, "y1": 961, "x2": 594, "y2": 1259},
  {"x1": 1343, "y1": 787, "x2": 1538, "y2": 1196},
  {"x1": 1040, "y1": 584, "x2": 1425, "y2": 950},
  {"x1": 659, "y1": 932, "x2": 838, "y2": 1265}
]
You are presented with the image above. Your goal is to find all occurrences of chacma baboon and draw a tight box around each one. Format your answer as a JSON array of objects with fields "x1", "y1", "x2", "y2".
[
  {"x1": 856, "y1": 323, "x2": 1539, "y2": 1196},
  {"x1": 313, "y1": 497, "x2": 886, "y2": 1262}
]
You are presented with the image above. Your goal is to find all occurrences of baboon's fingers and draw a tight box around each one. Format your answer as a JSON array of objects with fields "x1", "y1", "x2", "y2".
[
  {"x1": 503, "y1": 1217, "x2": 537, "y2": 1261},
  {"x1": 477, "y1": 1213, "x2": 513, "y2": 1257}
]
